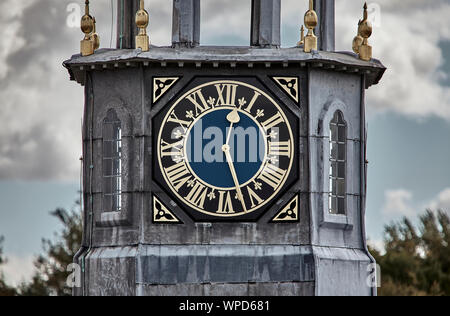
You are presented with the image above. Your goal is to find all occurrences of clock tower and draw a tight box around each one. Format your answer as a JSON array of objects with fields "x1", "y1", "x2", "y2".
[{"x1": 65, "y1": 0, "x2": 385, "y2": 296}]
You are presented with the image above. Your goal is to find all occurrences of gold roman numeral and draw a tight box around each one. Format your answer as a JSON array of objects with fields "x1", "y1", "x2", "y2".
[
  {"x1": 185, "y1": 182, "x2": 208, "y2": 209},
  {"x1": 160, "y1": 139, "x2": 184, "y2": 157},
  {"x1": 215, "y1": 84, "x2": 238, "y2": 107},
  {"x1": 164, "y1": 162, "x2": 191, "y2": 191},
  {"x1": 268, "y1": 141, "x2": 292, "y2": 157},
  {"x1": 216, "y1": 191, "x2": 235, "y2": 214},
  {"x1": 247, "y1": 186, "x2": 264, "y2": 208},
  {"x1": 258, "y1": 163, "x2": 287, "y2": 190},
  {"x1": 186, "y1": 89, "x2": 211, "y2": 116},
  {"x1": 167, "y1": 111, "x2": 192, "y2": 130},
  {"x1": 261, "y1": 112, "x2": 284, "y2": 130},
  {"x1": 243, "y1": 91, "x2": 261, "y2": 113}
]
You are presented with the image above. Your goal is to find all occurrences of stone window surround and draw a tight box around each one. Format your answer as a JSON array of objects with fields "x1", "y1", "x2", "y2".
[
  {"x1": 318, "y1": 99, "x2": 355, "y2": 229},
  {"x1": 102, "y1": 109, "x2": 123, "y2": 213},
  {"x1": 96, "y1": 99, "x2": 134, "y2": 227}
]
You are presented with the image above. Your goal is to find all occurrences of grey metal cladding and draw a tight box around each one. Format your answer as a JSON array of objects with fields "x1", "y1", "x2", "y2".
[{"x1": 137, "y1": 245, "x2": 315, "y2": 284}]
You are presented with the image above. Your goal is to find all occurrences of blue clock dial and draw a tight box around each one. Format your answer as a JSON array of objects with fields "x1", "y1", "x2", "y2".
[{"x1": 185, "y1": 109, "x2": 266, "y2": 189}]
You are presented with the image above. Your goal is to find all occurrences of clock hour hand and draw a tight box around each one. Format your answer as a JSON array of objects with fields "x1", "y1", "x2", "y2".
[
  {"x1": 226, "y1": 109, "x2": 240, "y2": 124},
  {"x1": 225, "y1": 109, "x2": 240, "y2": 145},
  {"x1": 223, "y1": 144, "x2": 247, "y2": 213}
]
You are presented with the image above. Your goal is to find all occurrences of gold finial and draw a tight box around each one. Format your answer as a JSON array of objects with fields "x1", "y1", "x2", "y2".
[
  {"x1": 363, "y1": 2, "x2": 369, "y2": 20},
  {"x1": 92, "y1": 18, "x2": 100, "y2": 50},
  {"x1": 135, "y1": 0, "x2": 150, "y2": 52},
  {"x1": 297, "y1": 25, "x2": 305, "y2": 47},
  {"x1": 352, "y1": 19, "x2": 363, "y2": 54},
  {"x1": 357, "y1": 2, "x2": 373, "y2": 61},
  {"x1": 80, "y1": 1, "x2": 98, "y2": 56},
  {"x1": 304, "y1": 0, "x2": 318, "y2": 53}
]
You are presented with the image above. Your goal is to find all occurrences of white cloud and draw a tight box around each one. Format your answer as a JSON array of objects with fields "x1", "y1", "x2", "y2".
[
  {"x1": 0, "y1": 0, "x2": 35, "y2": 79},
  {"x1": 428, "y1": 188, "x2": 450, "y2": 212},
  {"x1": 0, "y1": 254, "x2": 35, "y2": 287},
  {"x1": 382, "y1": 187, "x2": 450, "y2": 221},
  {"x1": 0, "y1": 0, "x2": 173, "y2": 181},
  {"x1": 368, "y1": 239, "x2": 385, "y2": 254},
  {"x1": 0, "y1": 0, "x2": 84, "y2": 181},
  {"x1": 334, "y1": 0, "x2": 450, "y2": 120},
  {"x1": 382, "y1": 189, "x2": 416, "y2": 218},
  {"x1": 201, "y1": 0, "x2": 252, "y2": 45}
]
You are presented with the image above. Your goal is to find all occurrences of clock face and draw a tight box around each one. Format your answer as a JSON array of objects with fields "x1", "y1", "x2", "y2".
[{"x1": 156, "y1": 79, "x2": 295, "y2": 219}]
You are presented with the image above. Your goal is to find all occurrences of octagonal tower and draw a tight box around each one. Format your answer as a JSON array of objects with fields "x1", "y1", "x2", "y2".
[{"x1": 65, "y1": 0, "x2": 385, "y2": 296}]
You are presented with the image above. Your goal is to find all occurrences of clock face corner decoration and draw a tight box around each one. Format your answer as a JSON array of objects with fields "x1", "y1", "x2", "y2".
[
  {"x1": 270, "y1": 195, "x2": 299, "y2": 223},
  {"x1": 153, "y1": 195, "x2": 182, "y2": 224},
  {"x1": 271, "y1": 76, "x2": 300, "y2": 104},
  {"x1": 153, "y1": 77, "x2": 181, "y2": 104},
  {"x1": 154, "y1": 77, "x2": 299, "y2": 221}
]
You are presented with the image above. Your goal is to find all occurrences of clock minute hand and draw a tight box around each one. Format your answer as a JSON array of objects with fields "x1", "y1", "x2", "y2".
[
  {"x1": 223, "y1": 145, "x2": 247, "y2": 213},
  {"x1": 223, "y1": 109, "x2": 247, "y2": 213}
]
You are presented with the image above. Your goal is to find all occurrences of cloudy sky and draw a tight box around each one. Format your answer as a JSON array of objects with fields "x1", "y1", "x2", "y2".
[{"x1": 0, "y1": 0, "x2": 449, "y2": 285}]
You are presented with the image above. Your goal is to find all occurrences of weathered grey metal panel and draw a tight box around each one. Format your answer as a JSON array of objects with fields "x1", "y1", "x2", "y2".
[
  {"x1": 314, "y1": 0, "x2": 335, "y2": 51},
  {"x1": 251, "y1": 0, "x2": 281, "y2": 47},
  {"x1": 312, "y1": 246, "x2": 372, "y2": 296},
  {"x1": 64, "y1": 47, "x2": 386, "y2": 88},
  {"x1": 86, "y1": 247, "x2": 137, "y2": 296},
  {"x1": 136, "y1": 245, "x2": 315, "y2": 284},
  {"x1": 137, "y1": 282, "x2": 315, "y2": 296},
  {"x1": 172, "y1": 0, "x2": 200, "y2": 47},
  {"x1": 308, "y1": 69, "x2": 364, "y2": 250}
]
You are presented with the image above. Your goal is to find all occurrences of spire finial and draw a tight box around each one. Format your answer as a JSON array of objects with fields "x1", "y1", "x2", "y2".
[
  {"x1": 80, "y1": 0, "x2": 98, "y2": 56},
  {"x1": 135, "y1": 0, "x2": 150, "y2": 51},
  {"x1": 358, "y1": 2, "x2": 373, "y2": 61},
  {"x1": 303, "y1": 0, "x2": 318, "y2": 53},
  {"x1": 297, "y1": 25, "x2": 305, "y2": 47},
  {"x1": 352, "y1": 19, "x2": 363, "y2": 54},
  {"x1": 81, "y1": 0, "x2": 93, "y2": 39},
  {"x1": 92, "y1": 17, "x2": 100, "y2": 51}
]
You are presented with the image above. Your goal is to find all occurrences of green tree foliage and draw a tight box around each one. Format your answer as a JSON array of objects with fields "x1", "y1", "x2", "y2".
[
  {"x1": 0, "y1": 236, "x2": 17, "y2": 296},
  {"x1": 373, "y1": 210, "x2": 450, "y2": 296},
  {"x1": 19, "y1": 206, "x2": 83, "y2": 296}
]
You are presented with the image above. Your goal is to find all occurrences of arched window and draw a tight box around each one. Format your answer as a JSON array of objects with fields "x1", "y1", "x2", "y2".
[
  {"x1": 329, "y1": 111, "x2": 346, "y2": 215},
  {"x1": 103, "y1": 110, "x2": 122, "y2": 212}
]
